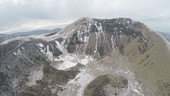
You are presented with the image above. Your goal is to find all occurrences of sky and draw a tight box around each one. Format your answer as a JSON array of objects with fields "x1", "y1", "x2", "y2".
[{"x1": 0, "y1": 0, "x2": 170, "y2": 33}]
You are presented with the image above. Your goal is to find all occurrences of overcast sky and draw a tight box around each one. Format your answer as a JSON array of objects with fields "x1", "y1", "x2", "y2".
[{"x1": 0, "y1": 0, "x2": 170, "y2": 33}]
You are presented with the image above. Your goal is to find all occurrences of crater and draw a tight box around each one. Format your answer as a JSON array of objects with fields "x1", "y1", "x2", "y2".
[{"x1": 84, "y1": 75, "x2": 128, "y2": 96}]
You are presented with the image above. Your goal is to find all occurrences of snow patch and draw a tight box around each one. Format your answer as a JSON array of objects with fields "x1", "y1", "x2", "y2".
[
  {"x1": 94, "y1": 32, "x2": 99, "y2": 54},
  {"x1": 58, "y1": 61, "x2": 77, "y2": 70},
  {"x1": 54, "y1": 55, "x2": 93, "y2": 70},
  {"x1": 21, "y1": 47, "x2": 25, "y2": 50},
  {"x1": 37, "y1": 43, "x2": 44, "y2": 48},
  {"x1": 80, "y1": 56, "x2": 93, "y2": 65},
  {"x1": 40, "y1": 45, "x2": 54, "y2": 61},
  {"x1": 127, "y1": 20, "x2": 130, "y2": 24},
  {"x1": 46, "y1": 45, "x2": 54, "y2": 60},
  {"x1": 114, "y1": 27, "x2": 117, "y2": 30},
  {"x1": 55, "y1": 40, "x2": 67, "y2": 55},
  {"x1": 56, "y1": 55, "x2": 78, "y2": 70},
  {"x1": 111, "y1": 35, "x2": 115, "y2": 52},
  {"x1": 13, "y1": 49, "x2": 22, "y2": 56},
  {"x1": 13, "y1": 52, "x2": 17, "y2": 55}
]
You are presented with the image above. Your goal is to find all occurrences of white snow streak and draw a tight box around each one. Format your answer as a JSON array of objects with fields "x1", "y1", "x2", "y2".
[
  {"x1": 55, "y1": 40, "x2": 67, "y2": 55},
  {"x1": 46, "y1": 45, "x2": 54, "y2": 60},
  {"x1": 111, "y1": 35, "x2": 115, "y2": 52}
]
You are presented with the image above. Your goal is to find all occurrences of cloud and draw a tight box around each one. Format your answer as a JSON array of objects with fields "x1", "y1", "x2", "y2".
[
  {"x1": 0, "y1": 0, "x2": 170, "y2": 33},
  {"x1": 0, "y1": 20, "x2": 73, "y2": 33}
]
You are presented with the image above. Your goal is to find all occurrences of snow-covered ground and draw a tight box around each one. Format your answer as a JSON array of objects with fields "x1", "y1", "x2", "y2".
[{"x1": 52, "y1": 54, "x2": 93, "y2": 70}]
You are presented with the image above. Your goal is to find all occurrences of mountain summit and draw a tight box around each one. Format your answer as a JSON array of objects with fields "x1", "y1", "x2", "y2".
[
  {"x1": 0, "y1": 17, "x2": 170, "y2": 96},
  {"x1": 55, "y1": 17, "x2": 147, "y2": 57}
]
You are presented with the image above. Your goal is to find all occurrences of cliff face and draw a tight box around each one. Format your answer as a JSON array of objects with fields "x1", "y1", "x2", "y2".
[{"x1": 0, "y1": 17, "x2": 170, "y2": 96}]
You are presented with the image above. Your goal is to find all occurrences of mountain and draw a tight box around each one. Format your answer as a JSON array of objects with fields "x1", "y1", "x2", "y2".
[
  {"x1": 159, "y1": 32, "x2": 170, "y2": 42},
  {"x1": 0, "y1": 17, "x2": 170, "y2": 96},
  {"x1": 0, "y1": 34, "x2": 16, "y2": 43},
  {"x1": 11, "y1": 28, "x2": 62, "y2": 36},
  {"x1": 0, "y1": 28, "x2": 62, "y2": 45}
]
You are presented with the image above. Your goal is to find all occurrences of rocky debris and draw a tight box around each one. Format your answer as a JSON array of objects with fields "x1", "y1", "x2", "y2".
[
  {"x1": 18, "y1": 64, "x2": 79, "y2": 96},
  {"x1": 84, "y1": 75, "x2": 128, "y2": 96}
]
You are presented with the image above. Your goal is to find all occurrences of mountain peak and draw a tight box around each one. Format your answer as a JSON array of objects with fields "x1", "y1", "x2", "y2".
[
  {"x1": 62, "y1": 17, "x2": 139, "y2": 39},
  {"x1": 58, "y1": 17, "x2": 147, "y2": 58},
  {"x1": 1, "y1": 17, "x2": 170, "y2": 96}
]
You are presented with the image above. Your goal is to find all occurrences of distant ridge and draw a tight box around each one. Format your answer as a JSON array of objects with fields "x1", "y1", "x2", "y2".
[
  {"x1": 11, "y1": 28, "x2": 62, "y2": 36},
  {"x1": 159, "y1": 32, "x2": 170, "y2": 42}
]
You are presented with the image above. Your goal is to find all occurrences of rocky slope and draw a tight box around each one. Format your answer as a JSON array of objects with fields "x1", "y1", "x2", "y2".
[{"x1": 0, "y1": 17, "x2": 170, "y2": 96}]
